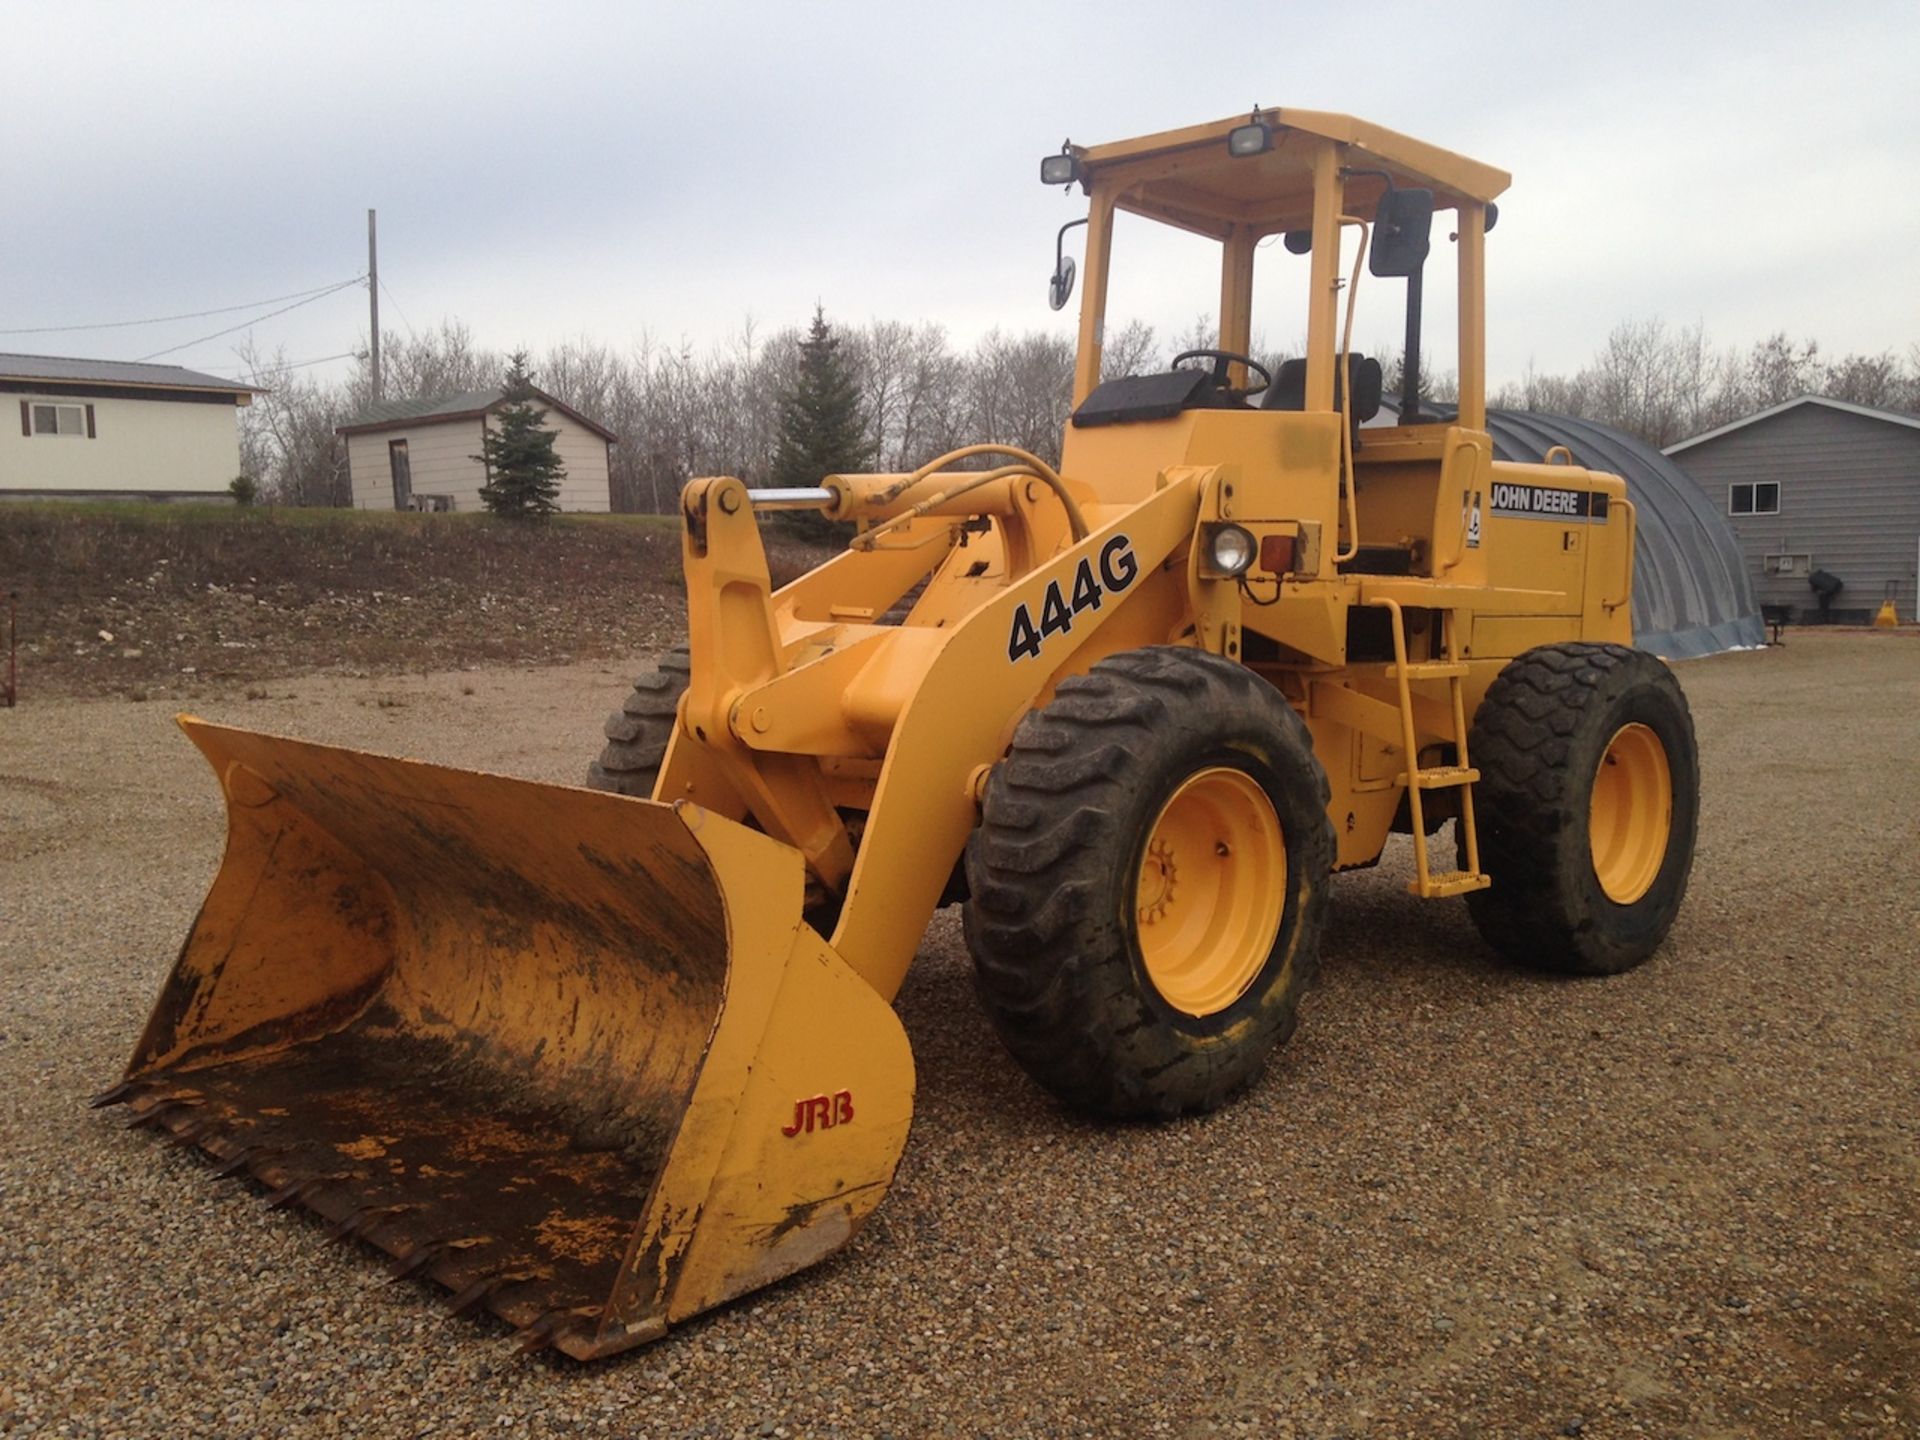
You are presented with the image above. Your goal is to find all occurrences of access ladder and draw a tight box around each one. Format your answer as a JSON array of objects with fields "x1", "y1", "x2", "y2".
[{"x1": 1373, "y1": 598, "x2": 1491, "y2": 899}]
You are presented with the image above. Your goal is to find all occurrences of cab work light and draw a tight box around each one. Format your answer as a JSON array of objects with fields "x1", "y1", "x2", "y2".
[{"x1": 1227, "y1": 121, "x2": 1272, "y2": 157}]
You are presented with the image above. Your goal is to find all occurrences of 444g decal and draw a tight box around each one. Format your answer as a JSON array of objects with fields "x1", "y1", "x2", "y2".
[{"x1": 1007, "y1": 534, "x2": 1139, "y2": 662}]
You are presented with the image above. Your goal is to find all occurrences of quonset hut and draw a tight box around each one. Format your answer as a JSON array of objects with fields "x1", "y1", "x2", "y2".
[{"x1": 1377, "y1": 404, "x2": 1763, "y2": 657}]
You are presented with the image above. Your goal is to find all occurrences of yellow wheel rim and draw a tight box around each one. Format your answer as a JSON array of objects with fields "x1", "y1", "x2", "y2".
[
  {"x1": 1588, "y1": 723, "x2": 1673, "y2": 905},
  {"x1": 1135, "y1": 766, "x2": 1285, "y2": 1017}
]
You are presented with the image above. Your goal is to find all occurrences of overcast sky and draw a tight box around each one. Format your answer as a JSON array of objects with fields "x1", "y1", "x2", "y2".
[{"x1": 4, "y1": 0, "x2": 1916, "y2": 391}]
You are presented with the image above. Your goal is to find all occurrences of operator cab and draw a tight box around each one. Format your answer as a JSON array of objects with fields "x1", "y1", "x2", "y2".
[
  {"x1": 1041, "y1": 108, "x2": 1509, "y2": 584},
  {"x1": 1041, "y1": 109, "x2": 1505, "y2": 435}
]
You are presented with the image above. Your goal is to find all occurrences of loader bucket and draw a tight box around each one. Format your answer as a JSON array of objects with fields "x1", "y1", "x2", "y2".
[{"x1": 96, "y1": 718, "x2": 914, "y2": 1360}]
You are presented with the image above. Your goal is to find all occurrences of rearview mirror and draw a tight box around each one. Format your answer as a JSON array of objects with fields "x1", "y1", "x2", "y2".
[
  {"x1": 1048, "y1": 217, "x2": 1087, "y2": 312},
  {"x1": 1048, "y1": 255, "x2": 1077, "y2": 311},
  {"x1": 1370, "y1": 187, "x2": 1434, "y2": 277}
]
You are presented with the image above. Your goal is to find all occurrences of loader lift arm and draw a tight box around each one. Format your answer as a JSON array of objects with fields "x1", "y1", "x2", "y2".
[{"x1": 666, "y1": 465, "x2": 1221, "y2": 1001}]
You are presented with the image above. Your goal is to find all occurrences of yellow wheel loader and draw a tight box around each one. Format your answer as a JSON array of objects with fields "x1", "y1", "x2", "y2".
[{"x1": 99, "y1": 108, "x2": 1698, "y2": 1359}]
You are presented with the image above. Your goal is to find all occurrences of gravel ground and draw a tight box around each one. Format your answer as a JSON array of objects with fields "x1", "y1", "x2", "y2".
[{"x1": 1, "y1": 633, "x2": 1915, "y2": 1438}]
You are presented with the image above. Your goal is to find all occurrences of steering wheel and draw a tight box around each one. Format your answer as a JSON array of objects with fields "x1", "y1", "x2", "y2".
[{"x1": 1171, "y1": 348, "x2": 1273, "y2": 399}]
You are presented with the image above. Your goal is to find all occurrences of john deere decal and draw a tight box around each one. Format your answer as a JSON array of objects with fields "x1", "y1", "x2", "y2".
[{"x1": 1488, "y1": 482, "x2": 1611, "y2": 522}]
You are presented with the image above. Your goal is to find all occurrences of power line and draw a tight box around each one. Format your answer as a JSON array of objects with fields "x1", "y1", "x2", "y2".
[
  {"x1": 0, "y1": 276, "x2": 366, "y2": 337},
  {"x1": 379, "y1": 278, "x2": 417, "y2": 340},
  {"x1": 224, "y1": 345, "x2": 362, "y2": 385},
  {"x1": 253, "y1": 349, "x2": 360, "y2": 371},
  {"x1": 136, "y1": 279, "x2": 366, "y2": 362},
  {"x1": 284, "y1": 350, "x2": 360, "y2": 369}
]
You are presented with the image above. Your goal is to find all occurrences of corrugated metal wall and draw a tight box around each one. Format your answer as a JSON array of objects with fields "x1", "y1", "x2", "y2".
[
  {"x1": 1481, "y1": 411, "x2": 1765, "y2": 657},
  {"x1": 1665, "y1": 404, "x2": 1920, "y2": 623}
]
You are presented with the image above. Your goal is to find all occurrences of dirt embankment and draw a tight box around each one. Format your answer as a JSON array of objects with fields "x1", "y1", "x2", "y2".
[{"x1": 0, "y1": 504, "x2": 827, "y2": 701}]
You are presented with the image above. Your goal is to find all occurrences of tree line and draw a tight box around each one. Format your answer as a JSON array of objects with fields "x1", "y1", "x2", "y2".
[
  {"x1": 237, "y1": 316, "x2": 1920, "y2": 510},
  {"x1": 1489, "y1": 323, "x2": 1920, "y2": 450}
]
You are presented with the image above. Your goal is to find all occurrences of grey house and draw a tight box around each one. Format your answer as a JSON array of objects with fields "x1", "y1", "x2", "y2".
[{"x1": 1666, "y1": 396, "x2": 1920, "y2": 624}]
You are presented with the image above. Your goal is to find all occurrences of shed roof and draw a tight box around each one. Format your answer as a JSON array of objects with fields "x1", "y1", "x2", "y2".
[
  {"x1": 1664, "y1": 395, "x2": 1920, "y2": 455},
  {"x1": 337, "y1": 387, "x2": 618, "y2": 442},
  {"x1": 0, "y1": 352, "x2": 259, "y2": 394}
]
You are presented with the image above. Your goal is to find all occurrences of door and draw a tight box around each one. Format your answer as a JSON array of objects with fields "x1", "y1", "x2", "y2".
[{"x1": 388, "y1": 439, "x2": 412, "y2": 511}]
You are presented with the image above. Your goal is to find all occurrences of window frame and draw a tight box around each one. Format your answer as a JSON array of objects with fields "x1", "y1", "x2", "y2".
[
  {"x1": 1729, "y1": 480, "x2": 1780, "y2": 516},
  {"x1": 29, "y1": 402, "x2": 90, "y2": 438}
]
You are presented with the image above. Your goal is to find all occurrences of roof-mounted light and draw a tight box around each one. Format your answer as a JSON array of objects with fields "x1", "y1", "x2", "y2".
[
  {"x1": 1040, "y1": 148, "x2": 1083, "y2": 186},
  {"x1": 1227, "y1": 120, "x2": 1272, "y2": 157}
]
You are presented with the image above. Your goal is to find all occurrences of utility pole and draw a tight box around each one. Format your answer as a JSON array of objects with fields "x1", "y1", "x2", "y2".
[{"x1": 367, "y1": 208, "x2": 382, "y2": 404}]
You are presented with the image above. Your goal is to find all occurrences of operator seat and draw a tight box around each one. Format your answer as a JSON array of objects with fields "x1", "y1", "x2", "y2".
[{"x1": 1260, "y1": 353, "x2": 1384, "y2": 422}]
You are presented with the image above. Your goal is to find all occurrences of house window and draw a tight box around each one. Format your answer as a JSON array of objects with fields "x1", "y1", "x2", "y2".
[
  {"x1": 1730, "y1": 481, "x2": 1779, "y2": 516},
  {"x1": 30, "y1": 403, "x2": 89, "y2": 437}
]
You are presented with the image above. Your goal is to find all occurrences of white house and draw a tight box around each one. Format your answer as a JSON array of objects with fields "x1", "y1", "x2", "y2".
[
  {"x1": 338, "y1": 389, "x2": 615, "y2": 512},
  {"x1": 0, "y1": 353, "x2": 258, "y2": 500}
]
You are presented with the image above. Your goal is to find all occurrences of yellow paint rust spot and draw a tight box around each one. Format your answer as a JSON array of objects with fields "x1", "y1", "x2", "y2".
[
  {"x1": 450, "y1": 1117, "x2": 548, "y2": 1162},
  {"x1": 336, "y1": 1135, "x2": 397, "y2": 1161},
  {"x1": 536, "y1": 1211, "x2": 634, "y2": 1265}
]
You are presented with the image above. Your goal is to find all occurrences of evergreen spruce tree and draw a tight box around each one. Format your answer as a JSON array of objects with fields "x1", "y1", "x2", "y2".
[
  {"x1": 476, "y1": 351, "x2": 565, "y2": 518},
  {"x1": 772, "y1": 307, "x2": 873, "y2": 488}
]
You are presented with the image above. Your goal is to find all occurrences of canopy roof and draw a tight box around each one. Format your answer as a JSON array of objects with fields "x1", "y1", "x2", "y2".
[{"x1": 1072, "y1": 108, "x2": 1511, "y2": 240}]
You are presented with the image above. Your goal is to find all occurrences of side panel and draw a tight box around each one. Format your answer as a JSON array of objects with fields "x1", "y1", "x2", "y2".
[{"x1": 1061, "y1": 409, "x2": 1344, "y2": 555}]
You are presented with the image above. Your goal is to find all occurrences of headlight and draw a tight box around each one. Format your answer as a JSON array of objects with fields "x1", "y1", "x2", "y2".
[{"x1": 1207, "y1": 523, "x2": 1256, "y2": 577}]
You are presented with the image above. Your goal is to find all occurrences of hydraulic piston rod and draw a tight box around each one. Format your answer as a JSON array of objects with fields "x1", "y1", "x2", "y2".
[{"x1": 746, "y1": 487, "x2": 836, "y2": 510}]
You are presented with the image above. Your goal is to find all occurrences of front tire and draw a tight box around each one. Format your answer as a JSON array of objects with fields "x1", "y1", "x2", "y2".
[
  {"x1": 586, "y1": 646, "x2": 690, "y2": 798},
  {"x1": 964, "y1": 647, "x2": 1334, "y2": 1118},
  {"x1": 1462, "y1": 642, "x2": 1699, "y2": 975}
]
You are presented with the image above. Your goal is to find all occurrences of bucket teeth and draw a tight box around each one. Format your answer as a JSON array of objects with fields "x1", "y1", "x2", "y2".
[
  {"x1": 325, "y1": 1203, "x2": 417, "y2": 1245},
  {"x1": 170, "y1": 1114, "x2": 228, "y2": 1147},
  {"x1": 88, "y1": 1079, "x2": 146, "y2": 1109},
  {"x1": 264, "y1": 1172, "x2": 347, "y2": 1212},
  {"x1": 389, "y1": 1235, "x2": 492, "y2": 1284},
  {"x1": 447, "y1": 1266, "x2": 542, "y2": 1319},
  {"x1": 211, "y1": 1144, "x2": 284, "y2": 1180},
  {"x1": 123, "y1": 1096, "x2": 202, "y2": 1130},
  {"x1": 514, "y1": 1306, "x2": 601, "y2": 1356}
]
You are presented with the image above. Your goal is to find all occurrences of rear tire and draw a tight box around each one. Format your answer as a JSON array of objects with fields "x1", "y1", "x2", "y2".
[
  {"x1": 964, "y1": 647, "x2": 1334, "y2": 1118},
  {"x1": 586, "y1": 647, "x2": 690, "y2": 798},
  {"x1": 1462, "y1": 642, "x2": 1699, "y2": 976}
]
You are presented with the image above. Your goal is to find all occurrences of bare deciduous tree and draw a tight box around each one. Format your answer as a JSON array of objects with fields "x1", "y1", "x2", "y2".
[
  {"x1": 239, "y1": 305, "x2": 1917, "y2": 507},
  {"x1": 235, "y1": 340, "x2": 353, "y2": 507}
]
